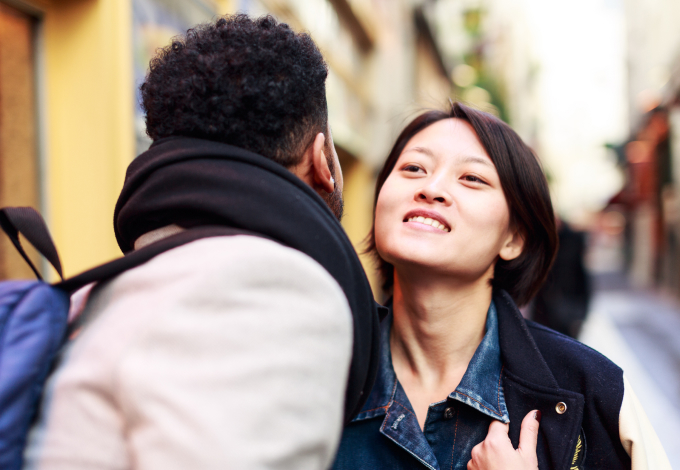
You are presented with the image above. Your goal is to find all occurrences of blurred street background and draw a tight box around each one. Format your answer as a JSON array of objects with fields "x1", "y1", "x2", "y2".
[{"x1": 1, "y1": 0, "x2": 679, "y2": 461}]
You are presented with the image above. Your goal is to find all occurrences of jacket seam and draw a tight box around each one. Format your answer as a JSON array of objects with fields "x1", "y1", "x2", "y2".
[
  {"x1": 391, "y1": 400, "x2": 417, "y2": 418},
  {"x1": 454, "y1": 391, "x2": 502, "y2": 417},
  {"x1": 497, "y1": 365, "x2": 504, "y2": 412},
  {"x1": 359, "y1": 404, "x2": 390, "y2": 414},
  {"x1": 356, "y1": 375, "x2": 399, "y2": 417},
  {"x1": 449, "y1": 409, "x2": 459, "y2": 470},
  {"x1": 379, "y1": 404, "x2": 437, "y2": 470}
]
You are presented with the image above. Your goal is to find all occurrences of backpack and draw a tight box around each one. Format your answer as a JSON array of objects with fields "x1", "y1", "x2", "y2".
[{"x1": 0, "y1": 207, "x2": 251, "y2": 470}]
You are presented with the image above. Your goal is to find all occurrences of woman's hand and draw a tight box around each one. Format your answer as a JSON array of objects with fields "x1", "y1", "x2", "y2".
[{"x1": 467, "y1": 410, "x2": 541, "y2": 470}]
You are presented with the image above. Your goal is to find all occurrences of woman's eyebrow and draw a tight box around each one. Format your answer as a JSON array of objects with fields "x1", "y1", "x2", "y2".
[
  {"x1": 459, "y1": 155, "x2": 493, "y2": 167},
  {"x1": 404, "y1": 146, "x2": 436, "y2": 158},
  {"x1": 404, "y1": 148, "x2": 493, "y2": 167}
]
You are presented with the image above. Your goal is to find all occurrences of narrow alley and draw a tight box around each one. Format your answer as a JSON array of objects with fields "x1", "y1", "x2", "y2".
[{"x1": 580, "y1": 273, "x2": 680, "y2": 467}]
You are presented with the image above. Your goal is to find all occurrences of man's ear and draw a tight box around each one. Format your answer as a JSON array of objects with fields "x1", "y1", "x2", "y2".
[
  {"x1": 290, "y1": 132, "x2": 334, "y2": 194},
  {"x1": 310, "y1": 132, "x2": 334, "y2": 194},
  {"x1": 499, "y1": 227, "x2": 525, "y2": 261}
]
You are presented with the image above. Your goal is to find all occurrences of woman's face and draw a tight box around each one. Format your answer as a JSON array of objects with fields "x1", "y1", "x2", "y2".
[{"x1": 374, "y1": 118, "x2": 523, "y2": 282}]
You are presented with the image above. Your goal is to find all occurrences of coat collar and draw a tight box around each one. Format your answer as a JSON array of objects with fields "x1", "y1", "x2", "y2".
[
  {"x1": 493, "y1": 291, "x2": 586, "y2": 469},
  {"x1": 115, "y1": 136, "x2": 381, "y2": 424},
  {"x1": 353, "y1": 300, "x2": 509, "y2": 423},
  {"x1": 493, "y1": 290, "x2": 560, "y2": 389},
  {"x1": 357, "y1": 289, "x2": 563, "y2": 423}
]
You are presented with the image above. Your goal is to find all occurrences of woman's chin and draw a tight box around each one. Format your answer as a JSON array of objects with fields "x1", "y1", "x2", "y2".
[
  {"x1": 378, "y1": 245, "x2": 445, "y2": 269},
  {"x1": 384, "y1": 250, "x2": 495, "y2": 283},
  {"x1": 377, "y1": 235, "x2": 498, "y2": 280}
]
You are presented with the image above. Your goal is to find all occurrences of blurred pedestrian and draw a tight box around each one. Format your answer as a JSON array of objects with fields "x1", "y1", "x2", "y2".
[
  {"x1": 532, "y1": 219, "x2": 591, "y2": 338},
  {"x1": 24, "y1": 15, "x2": 379, "y2": 470}
]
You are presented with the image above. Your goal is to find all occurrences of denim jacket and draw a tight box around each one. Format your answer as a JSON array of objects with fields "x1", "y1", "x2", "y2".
[
  {"x1": 333, "y1": 302, "x2": 508, "y2": 470},
  {"x1": 334, "y1": 290, "x2": 645, "y2": 470}
]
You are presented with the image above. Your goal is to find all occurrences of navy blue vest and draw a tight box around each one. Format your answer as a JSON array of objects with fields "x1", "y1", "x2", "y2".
[
  {"x1": 495, "y1": 290, "x2": 630, "y2": 469},
  {"x1": 335, "y1": 290, "x2": 631, "y2": 470}
]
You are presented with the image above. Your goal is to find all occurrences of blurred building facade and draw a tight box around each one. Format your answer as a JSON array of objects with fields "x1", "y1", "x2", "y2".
[
  {"x1": 0, "y1": 0, "x2": 452, "y2": 287},
  {"x1": 431, "y1": 0, "x2": 630, "y2": 226},
  {"x1": 607, "y1": 0, "x2": 680, "y2": 292}
]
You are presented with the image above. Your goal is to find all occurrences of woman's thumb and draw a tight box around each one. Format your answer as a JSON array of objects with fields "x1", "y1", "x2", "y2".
[{"x1": 518, "y1": 410, "x2": 541, "y2": 455}]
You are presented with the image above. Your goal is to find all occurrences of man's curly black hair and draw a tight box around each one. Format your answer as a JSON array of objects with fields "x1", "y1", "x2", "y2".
[{"x1": 141, "y1": 14, "x2": 329, "y2": 167}]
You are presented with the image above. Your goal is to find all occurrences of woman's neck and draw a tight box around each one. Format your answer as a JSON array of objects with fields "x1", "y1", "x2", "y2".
[{"x1": 390, "y1": 267, "x2": 493, "y2": 404}]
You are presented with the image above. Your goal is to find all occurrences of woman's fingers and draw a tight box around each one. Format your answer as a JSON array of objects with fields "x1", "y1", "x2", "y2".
[
  {"x1": 519, "y1": 410, "x2": 541, "y2": 452},
  {"x1": 467, "y1": 412, "x2": 540, "y2": 470},
  {"x1": 518, "y1": 410, "x2": 541, "y2": 466},
  {"x1": 487, "y1": 420, "x2": 511, "y2": 441}
]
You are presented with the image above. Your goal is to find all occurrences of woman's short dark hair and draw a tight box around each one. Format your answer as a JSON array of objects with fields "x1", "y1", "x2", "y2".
[{"x1": 367, "y1": 102, "x2": 558, "y2": 306}]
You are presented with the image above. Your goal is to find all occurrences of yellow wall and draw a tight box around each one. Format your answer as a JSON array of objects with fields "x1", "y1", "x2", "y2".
[
  {"x1": 214, "y1": 0, "x2": 235, "y2": 14},
  {"x1": 339, "y1": 155, "x2": 379, "y2": 295},
  {"x1": 42, "y1": 0, "x2": 133, "y2": 277},
  {"x1": 37, "y1": 0, "x2": 244, "y2": 279},
  {"x1": 33, "y1": 0, "x2": 380, "y2": 289}
]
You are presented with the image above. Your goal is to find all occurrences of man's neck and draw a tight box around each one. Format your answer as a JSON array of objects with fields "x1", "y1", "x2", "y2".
[{"x1": 133, "y1": 224, "x2": 185, "y2": 250}]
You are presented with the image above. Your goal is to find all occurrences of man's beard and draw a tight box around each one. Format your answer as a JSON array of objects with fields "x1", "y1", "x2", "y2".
[
  {"x1": 323, "y1": 184, "x2": 344, "y2": 221},
  {"x1": 323, "y1": 149, "x2": 344, "y2": 221}
]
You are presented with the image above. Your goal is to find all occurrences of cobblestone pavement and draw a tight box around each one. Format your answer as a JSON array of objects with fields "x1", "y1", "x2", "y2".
[{"x1": 579, "y1": 275, "x2": 680, "y2": 468}]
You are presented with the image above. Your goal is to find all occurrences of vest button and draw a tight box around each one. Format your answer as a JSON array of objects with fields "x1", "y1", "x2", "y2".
[
  {"x1": 444, "y1": 407, "x2": 455, "y2": 419},
  {"x1": 555, "y1": 402, "x2": 567, "y2": 414}
]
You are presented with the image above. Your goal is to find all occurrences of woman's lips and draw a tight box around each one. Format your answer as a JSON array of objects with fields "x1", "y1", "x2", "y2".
[{"x1": 402, "y1": 210, "x2": 450, "y2": 232}]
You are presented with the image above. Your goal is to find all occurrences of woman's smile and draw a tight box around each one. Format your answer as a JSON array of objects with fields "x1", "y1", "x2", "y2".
[
  {"x1": 336, "y1": 103, "x2": 647, "y2": 470},
  {"x1": 403, "y1": 209, "x2": 451, "y2": 233},
  {"x1": 374, "y1": 118, "x2": 518, "y2": 279}
]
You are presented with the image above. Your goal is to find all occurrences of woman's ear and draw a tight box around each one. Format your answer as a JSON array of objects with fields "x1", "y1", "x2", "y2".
[{"x1": 499, "y1": 228, "x2": 525, "y2": 261}]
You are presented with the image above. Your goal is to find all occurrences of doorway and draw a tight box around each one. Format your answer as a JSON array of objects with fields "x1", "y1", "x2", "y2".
[{"x1": 0, "y1": 2, "x2": 40, "y2": 279}]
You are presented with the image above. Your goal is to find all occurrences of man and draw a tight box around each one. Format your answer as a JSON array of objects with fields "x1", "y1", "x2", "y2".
[{"x1": 25, "y1": 15, "x2": 379, "y2": 470}]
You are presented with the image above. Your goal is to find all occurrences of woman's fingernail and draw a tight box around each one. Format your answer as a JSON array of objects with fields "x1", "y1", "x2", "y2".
[{"x1": 534, "y1": 410, "x2": 542, "y2": 422}]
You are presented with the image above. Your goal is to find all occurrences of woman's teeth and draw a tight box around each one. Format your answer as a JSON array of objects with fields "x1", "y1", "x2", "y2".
[{"x1": 406, "y1": 216, "x2": 450, "y2": 232}]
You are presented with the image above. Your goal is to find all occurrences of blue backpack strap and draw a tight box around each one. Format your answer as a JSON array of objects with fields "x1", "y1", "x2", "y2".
[
  {"x1": 0, "y1": 207, "x2": 63, "y2": 281},
  {"x1": 55, "y1": 225, "x2": 264, "y2": 293},
  {"x1": 0, "y1": 207, "x2": 69, "y2": 470},
  {"x1": 0, "y1": 207, "x2": 257, "y2": 293},
  {"x1": 0, "y1": 209, "x2": 261, "y2": 470}
]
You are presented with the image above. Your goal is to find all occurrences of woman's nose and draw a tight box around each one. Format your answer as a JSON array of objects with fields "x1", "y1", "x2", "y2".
[{"x1": 416, "y1": 180, "x2": 451, "y2": 204}]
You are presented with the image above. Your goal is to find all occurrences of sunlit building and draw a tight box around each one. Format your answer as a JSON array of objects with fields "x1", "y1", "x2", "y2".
[{"x1": 0, "y1": 0, "x2": 450, "y2": 288}]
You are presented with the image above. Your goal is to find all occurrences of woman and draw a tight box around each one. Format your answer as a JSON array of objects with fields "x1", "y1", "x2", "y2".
[{"x1": 332, "y1": 103, "x2": 669, "y2": 470}]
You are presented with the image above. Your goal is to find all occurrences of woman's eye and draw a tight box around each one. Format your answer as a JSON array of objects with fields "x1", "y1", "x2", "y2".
[
  {"x1": 403, "y1": 165, "x2": 423, "y2": 173},
  {"x1": 462, "y1": 174, "x2": 486, "y2": 184}
]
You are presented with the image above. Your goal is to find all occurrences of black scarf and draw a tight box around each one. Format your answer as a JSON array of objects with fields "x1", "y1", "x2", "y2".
[{"x1": 114, "y1": 137, "x2": 380, "y2": 422}]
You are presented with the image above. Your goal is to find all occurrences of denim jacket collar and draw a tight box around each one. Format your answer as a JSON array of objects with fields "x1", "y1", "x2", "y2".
[{"x1": 353, "y1": 300, "x2": 509, "y2": 424}]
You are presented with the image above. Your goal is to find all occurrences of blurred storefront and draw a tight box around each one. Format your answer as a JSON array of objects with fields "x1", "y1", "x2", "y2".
[
  {"x1": 611, "y1": 95, "x2": 680, "y2": 292},
  {"x1": 0, "y1": 0, "x2": 451, "y2": 288},
  {"x1": 603, "y1": 0, "x2": 680, "y2": 292}
]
